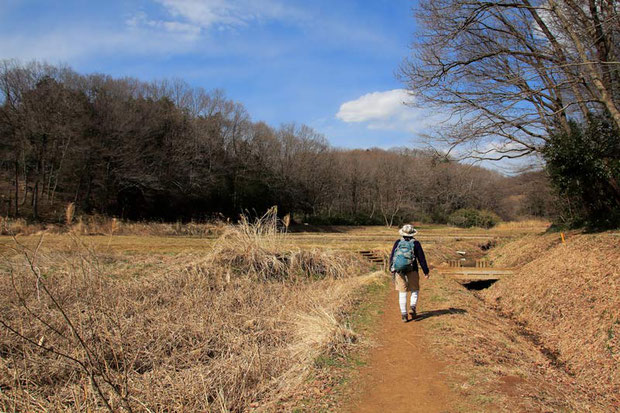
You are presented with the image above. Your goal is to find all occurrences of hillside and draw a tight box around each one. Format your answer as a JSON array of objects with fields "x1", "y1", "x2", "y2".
[{"x1": 483, "y1": 232, "x2": 620, "y2": 409}]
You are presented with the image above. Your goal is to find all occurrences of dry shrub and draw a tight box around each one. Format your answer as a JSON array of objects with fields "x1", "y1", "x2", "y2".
[
  {"x1": 0, "y1": 216, "x2": 371, "y2": 411},
  {"x1": 0, "y1": 218, "x2": 47, "y2": 236},
  {"x1": 482, "y1": 232, "x2": 619, "y2": 409},
  {"x1": 208, "y1": 208, "x2": 362, "y2": 282}
]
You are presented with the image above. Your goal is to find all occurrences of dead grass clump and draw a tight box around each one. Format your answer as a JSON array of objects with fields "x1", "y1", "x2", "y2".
[
  {"x1": 209, "y1": 208, "x2": 366, "y2": 282},
  {"x1": 65, "y1": 202, "x2": 75, "y2": 226},
  {"x1": 0, "y1": 218, "x2": 47, "y2": 235},
  {"x1": 0, "y1": 222, "x2": 372, "y2": 411},
  {"x1": 482, "y1": 232, "x2": 620, "y2": 409}
]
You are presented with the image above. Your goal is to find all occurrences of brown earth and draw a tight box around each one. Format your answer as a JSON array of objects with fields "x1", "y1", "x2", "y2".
[{"x1": 347, "y1": 285, "x2": 463, "y2": 413}]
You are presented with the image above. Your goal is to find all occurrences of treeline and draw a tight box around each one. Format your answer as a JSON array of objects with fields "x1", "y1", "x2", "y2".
[
  {"x1": 403, "y1": 0, "x2": 620, "y2": 228},
  {"x1": 0, "y1": 61, "x2": 552, "y2": 224}
]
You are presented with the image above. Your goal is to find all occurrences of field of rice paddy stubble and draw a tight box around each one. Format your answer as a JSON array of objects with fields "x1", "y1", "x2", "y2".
[{"x1": 0, "y1": 220, "x2": 551, "y2": 412}]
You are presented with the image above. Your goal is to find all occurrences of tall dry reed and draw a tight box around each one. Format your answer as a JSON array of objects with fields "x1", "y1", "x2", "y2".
[
  {"x1": 0, "y1": 215, "x2": 370, "y2": 412},
  {"x1": 65, "y1": 202, "x2": 75, "y2": 226}
]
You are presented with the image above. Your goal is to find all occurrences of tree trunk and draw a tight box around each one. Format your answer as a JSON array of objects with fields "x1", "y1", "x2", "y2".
[
  {"x1": 14, "y1": 160, "x2": 18, "y2": 217},
  {"x1": 547, "y1": 0, "x2": 620, "y2": 130},
  {"x1": 32, "y1": 180, "x2": 39, "y2": 220},
  {"x1": 20, "y1": 173, "x2": 28, "y2": 206}
]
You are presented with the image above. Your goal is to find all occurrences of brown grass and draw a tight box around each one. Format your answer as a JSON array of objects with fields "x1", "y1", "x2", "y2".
[
  {"x1": 0, "y1": 218, "x2": 46, "y2": 236},
  {"x1": 417, "y1": 274, "x2": 581, "y2": 412},
  {"x1": 482, "y1": 231, "x2": 620, "y2": 410},
  {"x1": 491, "y1": 219, "x2": 551, "y2": 232},
  {"x1": 0, "y1": 217, "x2": 550, "y2": 241},
  {"x1": 0, "y1": 215, "x2": 226, "y2": 237},
  {"x1": 0, "y1": 212, "x2": 373, "y2": 412}
]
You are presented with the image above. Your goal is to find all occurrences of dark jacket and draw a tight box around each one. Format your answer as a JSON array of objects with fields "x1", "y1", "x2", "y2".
[{"x1": 389, "y1": 238, "x2": 429, "y2": 275}]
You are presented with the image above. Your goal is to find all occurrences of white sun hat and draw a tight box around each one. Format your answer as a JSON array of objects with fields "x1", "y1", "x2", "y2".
[{"x1": 399, "y1": 224, "x2": 418, "y2": 237}]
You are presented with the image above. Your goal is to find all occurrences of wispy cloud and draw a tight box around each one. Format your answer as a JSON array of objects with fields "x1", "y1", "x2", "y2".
[
  {"x1": 126, "y1": 12, "x2": 202, "y2": 39},
  {"x1": 0, "y1": 24, "x2": 202, "y2": 62},
  {"x1": 130, "y1": 0, "x2": 393, "y2": 53},
  {"x1": 336, "y1": 89, "x2": 435, "y2": 134},
  {"x1": 138, "y1": 0, "x2": 309, "y2": 34},
  {"x1": 0, "y1": 0, "x2": 397, "y2": 66},
  {"x1": 0, "y1": 1, "x2": 312, "y2": 63}
]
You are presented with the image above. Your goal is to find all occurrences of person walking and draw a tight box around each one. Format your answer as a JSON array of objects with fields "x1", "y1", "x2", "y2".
[{"x1": 389, "y1": 224, "x2": 430, "y2": 322}]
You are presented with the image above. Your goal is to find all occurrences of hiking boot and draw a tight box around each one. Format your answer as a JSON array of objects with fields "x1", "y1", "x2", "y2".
[
  {"x1": 410, "y1": 306, "x2": 417, "y2": 320},
  {"x1": 401, "y1": 313, "x2": 408, "y2": 323}
]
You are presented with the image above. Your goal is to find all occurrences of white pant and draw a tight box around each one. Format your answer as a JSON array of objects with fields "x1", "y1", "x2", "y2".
[{"x1": 399, "y1": 290, "x2": 419, "y2": 314}]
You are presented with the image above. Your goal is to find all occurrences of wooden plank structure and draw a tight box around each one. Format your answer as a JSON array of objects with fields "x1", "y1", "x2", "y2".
[
  {"x1": 436, "y1": 266, "x2": 515, "y2": 283},
  {"x1": 358, "y1": 250, "x2": 388, "y2": 271},
  {"x1": 357, "y1": 251, "x2": 515, "y2": 283}
]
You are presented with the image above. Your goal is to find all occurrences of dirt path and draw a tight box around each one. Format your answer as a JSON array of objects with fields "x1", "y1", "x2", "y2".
[{"x1": 347, "y1": 285, "x2": 460, "y2": 413}]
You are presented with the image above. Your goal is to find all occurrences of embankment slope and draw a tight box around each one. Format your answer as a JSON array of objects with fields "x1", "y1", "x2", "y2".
[{"x1": 484, "y1": 232, "x2": 619, "y2": 410}]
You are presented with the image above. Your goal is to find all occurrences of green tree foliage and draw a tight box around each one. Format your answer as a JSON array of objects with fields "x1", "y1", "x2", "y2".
[
  {"x1": 447, "y1": 209, "x2": 500, "y2": 229},
  {"x1": 543, "y1": 116, "x2": 620, "y2": 229}
]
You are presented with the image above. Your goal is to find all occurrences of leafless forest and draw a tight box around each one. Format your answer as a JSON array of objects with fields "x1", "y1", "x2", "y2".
[{"x1": 0, "y1": 61, "x2": 552, "y2": 226}]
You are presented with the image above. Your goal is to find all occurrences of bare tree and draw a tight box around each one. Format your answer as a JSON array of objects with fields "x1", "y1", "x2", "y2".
[{"x1": 400, "y1": 0, "x2": 620, "y2": 161}]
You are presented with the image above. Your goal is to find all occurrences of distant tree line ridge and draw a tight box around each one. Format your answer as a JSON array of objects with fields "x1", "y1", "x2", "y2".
[{"x1": 0, "y1": 61, "x2": 552, "y2": 225}]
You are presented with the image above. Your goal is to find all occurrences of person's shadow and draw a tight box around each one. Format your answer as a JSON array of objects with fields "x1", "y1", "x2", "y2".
[{"x1": 414, "y1": 308, "x2": 467, "y2": 322}]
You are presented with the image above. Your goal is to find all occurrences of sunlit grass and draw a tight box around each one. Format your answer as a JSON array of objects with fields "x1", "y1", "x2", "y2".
[{"x1": 0, "y1": 220, "x2": 550, "y2": 258}]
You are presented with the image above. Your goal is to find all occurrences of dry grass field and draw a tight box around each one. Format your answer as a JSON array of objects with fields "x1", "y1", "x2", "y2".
[
  {"x1": 0, "y1": 212, "x2": 378, "y2": 412},
  {"x1": 1, "y1": 216, "x2": 568, "y2": 412},
  {"x1": 483, "y1": 231, "x2": 620, "y2": 410},
  {"x1": 413, "y1": 230, "x2": 619, "y2": 412},
  {"x1": 0, "y1": 218, "x2": 547, "y2": 257}
]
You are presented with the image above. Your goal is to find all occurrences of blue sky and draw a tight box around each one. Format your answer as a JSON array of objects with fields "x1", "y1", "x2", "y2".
[{"x1": 0, "y1": 0, "x2": 431, "y2": 149}]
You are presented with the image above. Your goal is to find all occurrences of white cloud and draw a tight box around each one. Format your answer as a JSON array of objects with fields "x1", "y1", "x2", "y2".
[
  {"x1": 144, "y1": 0, "x2": 308, "y2": 33},
  {"x1": 336, "y1": 89, "x2": 435, "y2": 133},
  {"x1": 131, "y1": 0, "x2": 391, "y2": 53},
  {"x1": 337, "y1": 89, "x2": 411, "y2": 122},
  {"x1": 0, "y1": 24, "x2": 205, "y2": 62},
  {"x1": 126, "y1": 11, "x2": 202, "y2": 40}
]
